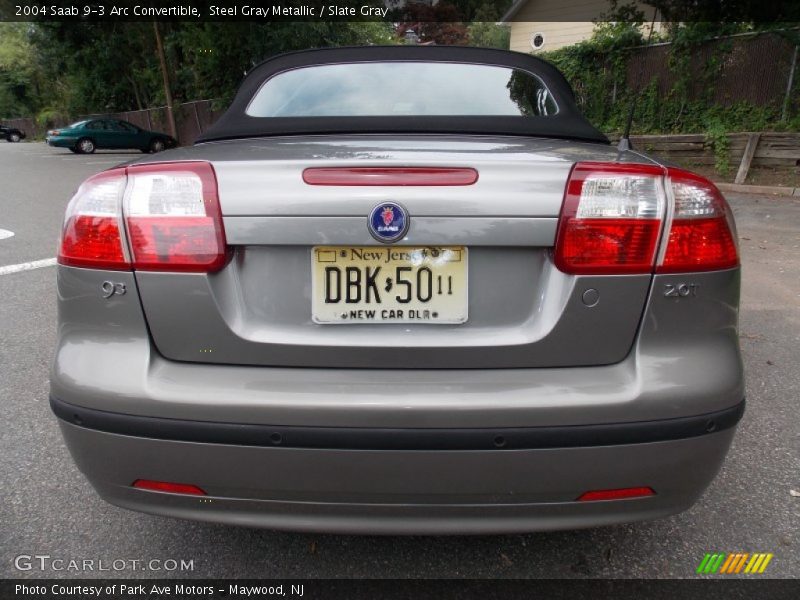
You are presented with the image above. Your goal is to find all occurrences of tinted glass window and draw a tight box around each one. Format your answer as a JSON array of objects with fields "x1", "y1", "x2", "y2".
[
  {"x1": 86, "y1": 121, "x2": 105, "y2": 130},
  {"x1": 111, "y1": 120, "x2": 137, "y2": 132},
  {"x1": 246, "y1": 62, "x2": 557, "y2": 117}
]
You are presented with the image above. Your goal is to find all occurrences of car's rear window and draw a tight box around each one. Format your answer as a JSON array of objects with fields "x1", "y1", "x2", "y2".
[{"x1": 246, "y1": 62, "x2": 558, "y2": 118}]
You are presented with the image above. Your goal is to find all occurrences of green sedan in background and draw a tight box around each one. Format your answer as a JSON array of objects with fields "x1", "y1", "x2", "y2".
[{"x1": 46, "y1": 118, "x2": 177, "y2": 154}]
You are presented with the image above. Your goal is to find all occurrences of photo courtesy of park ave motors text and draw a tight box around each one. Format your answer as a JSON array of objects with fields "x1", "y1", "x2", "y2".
[{"x1": 0, "y1": 0, "x2": 799, "y2": 587}]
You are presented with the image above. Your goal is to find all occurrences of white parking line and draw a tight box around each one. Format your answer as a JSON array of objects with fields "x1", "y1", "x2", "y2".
[
  {"x1": 0, "y1": 257, "x2": 57, "y2": 276},
  {"x1": 0, "y1": 229, "x2": 14, "y2": 240}
]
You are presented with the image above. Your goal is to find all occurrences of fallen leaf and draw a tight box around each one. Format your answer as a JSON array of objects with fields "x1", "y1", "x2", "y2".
[
  {"x1": 790, "y1": 489, "x2": 800, "y2": 497},
  {"x1": 767, "y1": 360, "x2": 774, "y2": 365},
  {"x1": 500, "y1": 552, "x2": 513, "y2": 567}
]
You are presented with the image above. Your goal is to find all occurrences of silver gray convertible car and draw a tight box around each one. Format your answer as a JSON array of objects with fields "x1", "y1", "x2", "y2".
[{"x1": 51, "y1": 46, "x2": 744, "y2": 534}]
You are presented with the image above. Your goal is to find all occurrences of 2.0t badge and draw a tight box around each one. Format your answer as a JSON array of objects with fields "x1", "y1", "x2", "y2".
[{"x1": 368, "y1": 202, "x2": 409, "y2": 243}]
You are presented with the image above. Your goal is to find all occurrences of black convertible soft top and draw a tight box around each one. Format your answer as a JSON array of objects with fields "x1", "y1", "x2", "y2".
[{"x1": 197, "y1": 45, "x2": 608, "y2": 145}]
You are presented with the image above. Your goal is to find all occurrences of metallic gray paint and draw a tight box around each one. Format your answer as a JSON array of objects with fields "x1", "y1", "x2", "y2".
[
  {"x1": 222, "y1": 216, "x2": 558, "y2": 247},
  {"x1": 134, "y1": 253, "x2": 651, "y2": 368},
  {"x1": 51, "y1": 266, "x2": 742, "y2": 428},
  {"x1": 129, "y1": 135, "x2": 661, "y2": 368},
  {"x1": 50, "y1": 134, "x2": 743, "y2": 532},
  {"x1": 59, "y1": 421, "x2": 735, "y2": 534},
  {"x1": 135, "y1": 135, "x2": 655, "y2": 219}
]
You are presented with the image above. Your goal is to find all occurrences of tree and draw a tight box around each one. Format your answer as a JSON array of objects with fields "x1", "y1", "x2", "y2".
[
  {"x1": 2, "y1": 21, "x2": 396, "y2": 122},
  {"x1": 0, "y1": 23, "x2": 37, "y2": 117},
  {"x1": 170, "y1": 22, "x2": 394, "y2": 106},
  {"x1": 467, "y1": 2, "x2": 511, "y2": 49},
  {"x1": 395, "y1": 2, "x2": 469, "y2": 45}
]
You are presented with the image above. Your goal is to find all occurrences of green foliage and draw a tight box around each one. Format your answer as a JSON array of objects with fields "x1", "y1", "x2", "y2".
[
  {"x1": 394, "y1": 2, "x2": 469, "y2": 46},
  {"x1": 467, "y1": 22, "x2": 510, "y2": 49},
  {"x1": 541, "y1": 22, "x2": 799, "y2": 150},
  {"x1": 704, "y1": 119, "x2": 731, "y2": 175},
  {"x1": 1, "y1": 21, "x2": 395, "y2": 120},
  {"x1": 0, "y1": 23, "x2": 37, "y2": 118},
  {"x1": 593, "y1": 1, "x2": 648, "y2": 50},
  {"x1": 35, "y1": 107, "x2": 65, "y2": 128},
  {"x1": 466, "y1": 2, "x2": 511, "y2": 49},
  {"x1": 171, "y1": 22, "x2": 394, "y2": 106}
]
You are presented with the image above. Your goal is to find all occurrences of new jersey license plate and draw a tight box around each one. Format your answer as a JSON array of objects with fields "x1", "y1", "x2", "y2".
[{"x1": 312, "y1": 246, "x2": 468, "y2": 324}]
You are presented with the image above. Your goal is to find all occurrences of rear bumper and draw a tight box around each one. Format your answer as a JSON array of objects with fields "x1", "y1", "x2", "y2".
[
  {"x1": 51, "y1": 266, "x2": 745, "y2": 532},
  {"x1": 52, "y1": 395, "x2": 743, "y2": 451},
  {"x1": 53, "y1": 398, "x2": 743, "y2": 534}
]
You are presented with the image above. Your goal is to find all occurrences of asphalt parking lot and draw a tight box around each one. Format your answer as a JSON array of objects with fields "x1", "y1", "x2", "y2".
[{"x1": 0, "y1": 141, "x2": 797, "y2": 579}]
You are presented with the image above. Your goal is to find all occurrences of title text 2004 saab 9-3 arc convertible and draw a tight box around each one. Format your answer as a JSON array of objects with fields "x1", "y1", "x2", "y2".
[{"x1": 50, "y1": 46, "x2": 744, "y2": 534}]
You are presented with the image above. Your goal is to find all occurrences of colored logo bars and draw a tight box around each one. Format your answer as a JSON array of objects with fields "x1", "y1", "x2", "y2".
[{"x1": 697, "y1": 552, "x2": 774, "y2": 574}]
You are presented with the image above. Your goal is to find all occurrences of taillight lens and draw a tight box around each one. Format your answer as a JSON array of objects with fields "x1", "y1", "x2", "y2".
[
  {"x1": 125, "y1": 162, "x2": 227, "y2": 272},
  {"x1": 58, "y1": 161, "x2": 228, "y2": 273},
  {"x1": 555, "y1": 162, "x2": 665, "y2": 274},
  {"x1": 58, "y1": 170, "x2": 129, "y2": 270},
  {"x1": 657, "y1": 168, "x2": 739, "y2": 273},
  {"x1": 554, "y1": 162, "x2": 739, "y2": 275}
]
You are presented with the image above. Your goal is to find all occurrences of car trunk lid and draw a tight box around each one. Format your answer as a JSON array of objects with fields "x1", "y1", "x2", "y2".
[{"x1": 131, "y1": 135, "x2": 658, "y2": 369}]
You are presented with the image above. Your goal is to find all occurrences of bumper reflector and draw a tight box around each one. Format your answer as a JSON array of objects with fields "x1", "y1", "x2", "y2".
[
  {"x1": 577, "y1": 486, "x2": 656, "y2": 502},
  {"x1": 132, "y1": 479, "x2": 207, "y2": 496}
]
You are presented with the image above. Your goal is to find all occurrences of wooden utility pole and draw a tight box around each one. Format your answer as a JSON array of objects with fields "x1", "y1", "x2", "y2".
[
  {"x1": 781, "y1": 45, "x2": 798, "y2": 123},
  {"x1": 153, "y1": 21, "x2": 177, "y2": 139}
]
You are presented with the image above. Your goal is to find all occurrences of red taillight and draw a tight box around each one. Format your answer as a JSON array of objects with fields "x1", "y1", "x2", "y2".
[
  {"x1": 657, "y1": 168, "x2": 739, "y2": 273},
  {"x1": 58, "y1": 161, "x2": 227, "y2": 273},
  {"x1": 125, "y1": 162, "x2": 227, "y2": 272},
  {"x1": 577, "y1": 487, "x2": 656, "y2": 501},
  {"x1": 58, "y1": 170, "x2": 129, "y2": 270},
  {"x1": 554, "y1": 162, "x2": 738, "y2": 275},
  {"x1": 555, "y1": 162, "x2": 665, "y2": 274},
  {"x1": 132, "y1": 479, "x2": 207, "y2": 496},
  {"x1": 302, "y1": 167, "x2": 479, "y2": 186}
]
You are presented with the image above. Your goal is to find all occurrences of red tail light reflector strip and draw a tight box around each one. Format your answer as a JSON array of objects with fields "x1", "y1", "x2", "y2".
[
  {"x1": 577, "y1": 486, "x2": 656, "y2": 501},
  {"x1": 132, "y1": 479, "x2": 207, "y2": 496}
]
